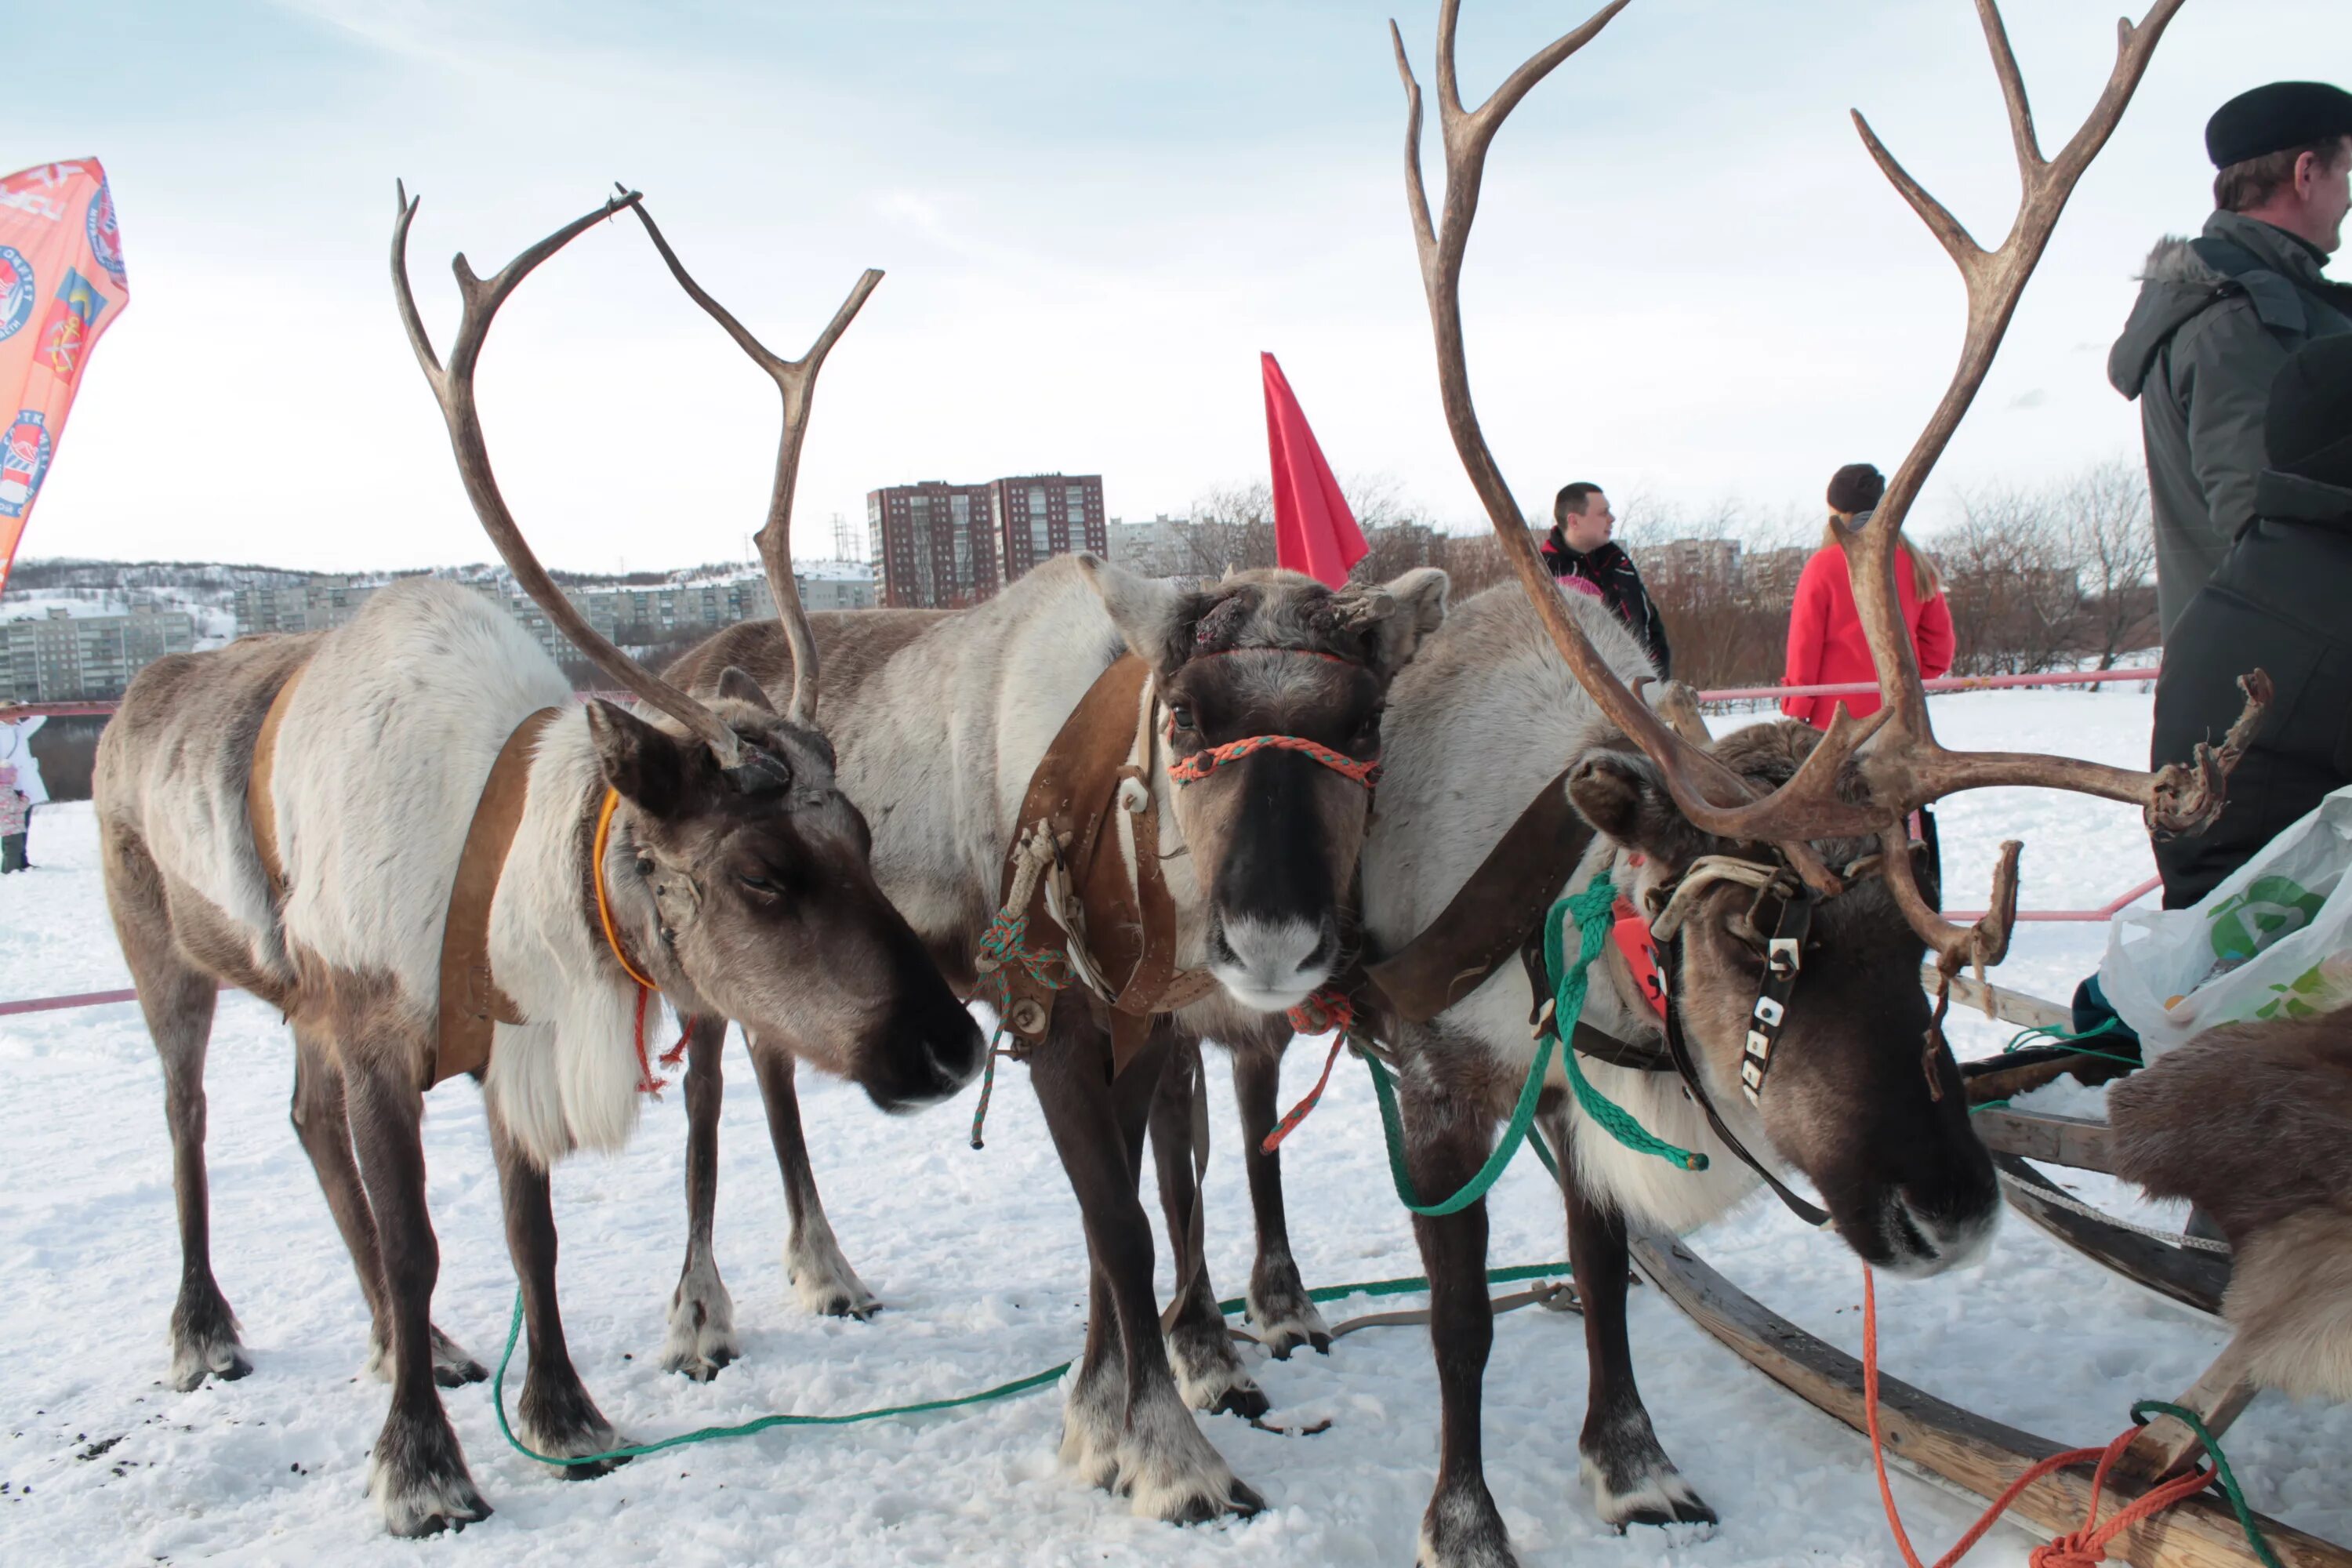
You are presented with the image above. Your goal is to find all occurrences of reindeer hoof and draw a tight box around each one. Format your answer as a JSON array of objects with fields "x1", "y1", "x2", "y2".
[
  {"x1": 429, "y1": 1327, "x2": 488, "y2": 1388},
  {"x1": 1209, "y1": 1383, "x2": 1272, "y2": 1421}
]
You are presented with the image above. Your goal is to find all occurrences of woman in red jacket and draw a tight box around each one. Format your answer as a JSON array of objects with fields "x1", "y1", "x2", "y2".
[{"x1": 1781, "y1": 463, "x2": 1955, "y2": 728}]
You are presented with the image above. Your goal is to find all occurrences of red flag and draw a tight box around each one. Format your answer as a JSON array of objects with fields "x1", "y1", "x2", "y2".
[
  {"x1": 1263, "y1": 351, "x2": 1366, "y2": 588},
  {"x1": 0, "y1": 159, "x2": 130, "y2": 599}
]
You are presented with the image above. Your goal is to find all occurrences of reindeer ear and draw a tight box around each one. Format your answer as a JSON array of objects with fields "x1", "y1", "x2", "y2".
[
  {"x1": 1568, "y1": 751, "x2": 1710, "y2": 870},
  {"x1": 1077, "y1": 554, "x2": 1189, "y2": 672},
  {"x1": 715, "y1": 666, "x2": 774, "y2": 713},
  {"x1": 586, "y1": 699, "x2": 694, "y2": 818},
  {"x1": 1335, "y1": 567, "x2": 1449, "y2": 679}
]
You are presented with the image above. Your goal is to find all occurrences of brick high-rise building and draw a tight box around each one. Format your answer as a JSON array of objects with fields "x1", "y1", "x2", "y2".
[
  {"x1": 867, "y1": 481, "x2": 999, "y2": 609},
  {"x1": 991, "y1": 474, "x2": 1106, "y2": 584}
]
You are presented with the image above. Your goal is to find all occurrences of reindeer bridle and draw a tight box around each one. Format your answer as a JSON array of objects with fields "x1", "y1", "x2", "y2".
[{"x1": 1161, "y1": 645, "x2": 1384, "y2": 794}]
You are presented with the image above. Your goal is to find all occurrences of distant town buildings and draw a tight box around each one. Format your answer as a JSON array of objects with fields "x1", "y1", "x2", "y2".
[
  {"x1": 868, "y1": 474, "x2": 1107, "y2": 608},
  {"x1": 1626, "y1": 539, "x2": 1812, "y2": 607},
  {"x1": 1104, "y1": 514, "x2": 1202, "y2": 580},
  {"x1": 233, "y1": 575, "x2": 382, "y2": 636},
  {"x1": 1, "y1": 604, "x2": 196, "y2": 702}
]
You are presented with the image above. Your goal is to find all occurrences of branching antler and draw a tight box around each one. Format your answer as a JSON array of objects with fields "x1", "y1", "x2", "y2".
[
  {"x1": 1394, "y1": 0, "x2": 2263, "y2": 970},
  {"x1": 390, "y1": 183, "x2": 750, "y2": 764},
  {"x1": 622, "y1": 187, "x2": 880, "y2": 727}
]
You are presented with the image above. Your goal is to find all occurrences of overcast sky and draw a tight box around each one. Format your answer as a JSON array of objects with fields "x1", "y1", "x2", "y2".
[{"x1": 4, "y1": 0, "x2": 2342, "y2": 575}]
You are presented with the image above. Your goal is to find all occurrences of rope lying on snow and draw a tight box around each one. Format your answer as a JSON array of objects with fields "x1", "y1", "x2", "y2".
[
  {"x1": 491, "y1": 1260, "x2": 1576, "y2": 1468},
  {"x1": 1860, "y1": 1267, "x2": 2282, "y2": 1568}
]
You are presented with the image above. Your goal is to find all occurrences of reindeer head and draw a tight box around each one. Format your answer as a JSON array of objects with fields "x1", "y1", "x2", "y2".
[
  {"x1": 586, "y1": 676, "x2": 984, "y2": 1110},
  {"x1": 394, "y1": 184, "x2": 983, "y2": 1113},
  {"x1": 1086, "y1": 558, "x2": 1448, "y2": 1013},
  {"x1": 1573, "y1": 725, "x2": 1994, "y2": 1275}
]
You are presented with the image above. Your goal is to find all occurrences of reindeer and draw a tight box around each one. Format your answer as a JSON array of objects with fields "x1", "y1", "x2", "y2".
[
  {"x1": 642, "y1": 499, "x2": 1447, "y2": 1511},
  {"x1": 89, "y1": 188, "x2": 983, "y2": 1537},
  {"x1": 1322, "y1": 2, "x2": 2270, "y2": 1563}
]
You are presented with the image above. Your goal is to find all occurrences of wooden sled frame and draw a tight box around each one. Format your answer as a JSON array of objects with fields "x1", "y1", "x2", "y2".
[{"x1": 1628, "y1": 1228, "x2": 2352, "y2": 1568}]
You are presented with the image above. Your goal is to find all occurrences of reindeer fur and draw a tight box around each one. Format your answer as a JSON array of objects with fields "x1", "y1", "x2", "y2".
[{"x1": 2111, "y1": 1014, "x2": 2352, "y2": 1400}]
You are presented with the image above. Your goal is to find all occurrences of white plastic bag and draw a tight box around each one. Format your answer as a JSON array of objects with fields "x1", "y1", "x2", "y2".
[{"x1": 2100, "y1": 783, "x2": 2352, "y2": 1057}]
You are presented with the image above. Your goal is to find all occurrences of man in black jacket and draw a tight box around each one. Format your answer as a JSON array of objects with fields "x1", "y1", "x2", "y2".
[
  {"x1": 2152, "y1": 334, "x2": 2352, "y2": 908},
  {"x1": 1540, "y1": 481, "x2": 1671, "y2": 676}
]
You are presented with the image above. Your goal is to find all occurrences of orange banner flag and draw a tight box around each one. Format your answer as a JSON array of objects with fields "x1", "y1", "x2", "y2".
[{"x1": 0, "y1": 159, "x2": 129, "y2": 597}]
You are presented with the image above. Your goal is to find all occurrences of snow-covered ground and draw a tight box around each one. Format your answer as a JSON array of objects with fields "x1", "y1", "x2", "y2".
[{"x1": 2, "y1": 688, "x2": 2345, "y2": 1566}]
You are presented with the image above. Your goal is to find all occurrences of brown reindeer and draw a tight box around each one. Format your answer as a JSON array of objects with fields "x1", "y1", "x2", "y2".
[
  {"x1": 90, "y1": 188, "x2": 982, "y2": 1537},
  {"x1": 1330, "y1": 2, "x2": 2261, "y2": 1563}
]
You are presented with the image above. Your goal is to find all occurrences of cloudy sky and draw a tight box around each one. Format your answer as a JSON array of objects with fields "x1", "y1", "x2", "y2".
[{"x1": 4, "y1": 0, "x2": 2340, "y2": 574}]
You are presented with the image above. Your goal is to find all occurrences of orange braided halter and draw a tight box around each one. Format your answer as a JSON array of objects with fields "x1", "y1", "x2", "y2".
[{"x1": 1167, "y1": 733, "x2": 1379, "y2": 789}]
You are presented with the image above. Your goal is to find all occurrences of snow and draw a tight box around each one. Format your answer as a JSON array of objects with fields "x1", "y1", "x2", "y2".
[{"x1": 2, "y1": 688, "x2": 2347, "y2": 1566}]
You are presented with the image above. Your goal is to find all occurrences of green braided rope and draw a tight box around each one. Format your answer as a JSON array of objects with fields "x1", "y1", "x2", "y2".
[
  {"x1": 2000, "y1": 1020, "x2": 2144, "y2": 1070},
  {"x1": 1544, "y1": 881, "x2": 1707, "y2": 1172},
  {"x1": 2129, "y1": 1399, "x2": 2285, "y2": 1568},
  {"x1": 492, "y1": 1261, "x2": 1573, "y2": 1468},
  {"x1": 1359, "y1": 874, "x2": 1696, "y2": 1215}
]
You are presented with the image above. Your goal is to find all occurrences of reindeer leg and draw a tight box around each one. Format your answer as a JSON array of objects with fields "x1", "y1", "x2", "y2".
[
  {"x1": 1150, "y1": 1034, "x2": 1267, "y2": 1419},
  {"x1": 1034, "y1": 1012, "x2": 1260, "y2": 1523},
  {"x1": 103, "y1": 822, "x2": 247, "y2": 1392},
  {"x1": 289, "y1": 1029, "x2": 483, "y2": 1388},
  {"x1": 344, "y1": 1058, "x2": 488, "y2": 1536},
  {"x1": 487, "y1": 1102, "x2": 626, "y2": 1479},
  {"x1": 1549, "y1": 1109, "x2": 1714, "y2": 1533},
  {"x1": 1405, "y1": 1075, "x2": 1512, "y2": 1568},
  {"x1": 750, "y1": 1030, "x2": 878, "y2": 1319},
  {"x1": 1232, "y1": 1031, "x2": 1330, "y2": 1359},
  {"x1": 662, "y1": 1013, "x2": 739, "y2": 1380}
]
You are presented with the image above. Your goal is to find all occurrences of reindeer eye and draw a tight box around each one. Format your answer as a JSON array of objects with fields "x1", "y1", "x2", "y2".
[
  {"x1": 635, "y1": 857, "x2": 654, "y2": 878},
  {"x1": 1169, "y1": 706, "x2": 1197, "y2": 733},
  {"x1": 739, "y1": 873, "x2": 782, "y2": 898}
]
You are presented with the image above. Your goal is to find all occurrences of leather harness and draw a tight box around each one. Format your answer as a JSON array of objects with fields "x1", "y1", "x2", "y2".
[
  {"x1": 989, "y1": 655, "x2": 1218, "y2": 1080},
  {"x1": 246, "y1": 674, "x2": 564, "y2": 1087}
]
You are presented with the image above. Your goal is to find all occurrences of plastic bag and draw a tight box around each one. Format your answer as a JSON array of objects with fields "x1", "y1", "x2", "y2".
[{"x1": 2100, "y1": 783, "x2": 2352, "y2": 1057}]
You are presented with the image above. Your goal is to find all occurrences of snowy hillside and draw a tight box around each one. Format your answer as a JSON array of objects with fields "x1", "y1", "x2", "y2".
[{"x1": 1, "y1": 688, "x2": 2344, "y2": 1566}]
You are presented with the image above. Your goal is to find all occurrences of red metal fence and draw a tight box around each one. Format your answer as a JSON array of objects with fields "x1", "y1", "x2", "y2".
[{"x1": 1, "y1": 666, "x2": 2165, "y2": 1017}]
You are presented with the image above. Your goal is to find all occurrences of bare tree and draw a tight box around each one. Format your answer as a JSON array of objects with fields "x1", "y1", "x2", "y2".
[
  {"x1": 1940, "y1": 486, "x2": 2084, "y2": 675},
  {"x1": 2060, "y1": 457, "x2": 2158, "y2": 667}
]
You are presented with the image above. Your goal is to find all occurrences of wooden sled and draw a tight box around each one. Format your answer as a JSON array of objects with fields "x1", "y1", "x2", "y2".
[
  {"x1": 1924, "y1": 964, "x2": 2233, "y2": 1318},
  {"x1": 1628, "y1": 1228, "x2": 2352, "y2": 1568}
]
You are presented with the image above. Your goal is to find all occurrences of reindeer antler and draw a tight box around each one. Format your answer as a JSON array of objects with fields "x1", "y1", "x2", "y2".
[
  {"x1": 1396, "y1": 0, "x2": 2262, "y2": 972},
  {"x1": 390, "y1": 183, "x2": 753, "y2": 764},
  {"x1": 622, "y1": 188, "x2": 880, "y2": 728}
]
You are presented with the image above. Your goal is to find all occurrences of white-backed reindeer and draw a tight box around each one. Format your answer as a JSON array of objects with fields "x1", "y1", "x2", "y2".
[
  {"x1": 649, "y1": 544, "x2": 1448, "y2": 1515},
  {"x1": 91, "y1": 190, "x2": 983, "y2": 1536},
  {"x1": 1356, "y1": 3, "x2": 2262, "y2": 1564}
]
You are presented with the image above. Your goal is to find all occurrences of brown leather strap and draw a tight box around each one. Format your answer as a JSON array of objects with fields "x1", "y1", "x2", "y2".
[
  {"x1": 996, "y1": 655, "x2": 1214, "y2": 1079},
  {"x1": 246, "y1": 666, "x2": 308, "y2": 899},
  {"x1": 1362, "y1": 765, "x2": 1594, "y2": 1025},
  {"x1": 433, "y1": 707, "x2": 562, "y2": 1085}
]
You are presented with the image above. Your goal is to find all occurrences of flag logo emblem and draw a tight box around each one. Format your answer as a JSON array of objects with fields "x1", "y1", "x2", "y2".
[
  {"x1": 38, "y1": 268, "x2": 107, "y2": 383},
  {"x1": 0, "y1": 409, "x2": 53, "y2": 518},
  {"x1": 0, "y1": 247, "x2": 32, "y2": 342},
  {"x1": 85, "y1": 180, "x2": 125, "y2": 283}
]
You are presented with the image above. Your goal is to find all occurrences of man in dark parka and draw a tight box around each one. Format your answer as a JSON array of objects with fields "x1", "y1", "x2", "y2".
[
  {"x1": 2109, "y1": 82, "x2": 2352, "y2": 636},
  {"x1": 2152, "y1": 335, "x2": 2352, "y2": 909}
]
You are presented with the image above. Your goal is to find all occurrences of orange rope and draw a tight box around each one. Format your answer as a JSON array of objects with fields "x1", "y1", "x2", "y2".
[
  {"x1": 1167, "y1": 732, "x2": 1379, "y2": 789},
  {"x1": 1862, "y1": 1268, "x2": 2217, "y2": 1568},
  {"x1": 591, "y1": 788, "x2": 666, "y2": 1094}
]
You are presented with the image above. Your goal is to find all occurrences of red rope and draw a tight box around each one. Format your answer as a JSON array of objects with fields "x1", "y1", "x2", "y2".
[
  {"x1": 1167, "y1": 732, "x2": 1378, "y2": 789},
  {"x1": 1261, "y1": 992, "x2": 1356, "y2": 1154},
  {"x1": 1862, "y1": 1268, "x2": 2217, "y2": 1568},
  {"x1": 629, "y1": 986, "x2": 666, "y2": 1095}
]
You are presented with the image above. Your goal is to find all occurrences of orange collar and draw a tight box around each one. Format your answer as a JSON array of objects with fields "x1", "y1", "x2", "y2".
[{"x1": 590, "y1": 788, "x2": 662, "y2": 993}]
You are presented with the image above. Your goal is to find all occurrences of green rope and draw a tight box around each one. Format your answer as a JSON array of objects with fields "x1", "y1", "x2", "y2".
[
  {"x1": 968, "y1": 911, "x2": 1070, "y2": 1148},
  {"x1": 1544, "y1": 882, "x2": 1706, "y2": 1173},
  {"x1": 1999, "y1": 1021, "x2": 2143, "y2": 1071},
  {"x1": 1359, "y1": 874, "x2": 1696, "y2": 1217},
  {"x1": 2129, "y1": 1399, "x2": 2285, "y2": 1568},
  {"x1": 493, "y1": 1260, "x2": 1572, "y2": 1468}
]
